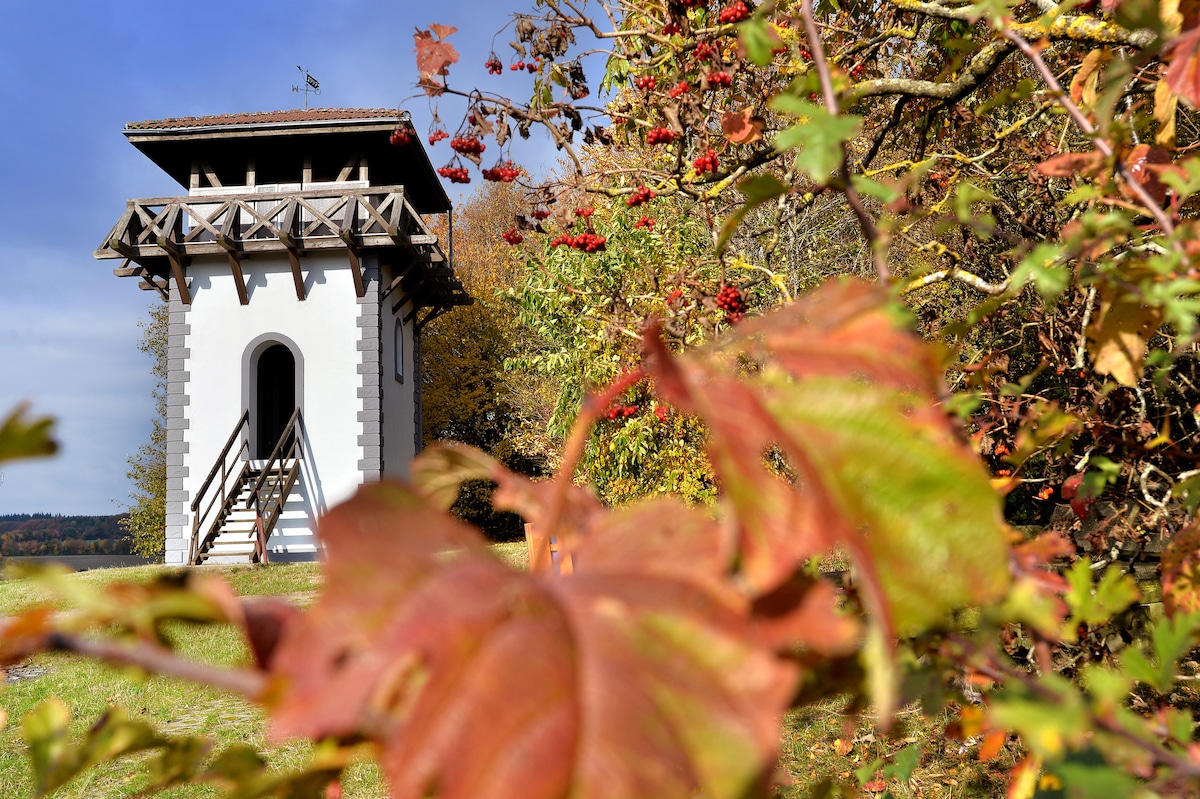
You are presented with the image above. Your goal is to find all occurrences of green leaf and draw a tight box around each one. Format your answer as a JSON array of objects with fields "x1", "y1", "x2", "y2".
[
  {"x1": 1064, "y1": 561, "x2": 1140, "y2": 640},
  {"x1": 0, "y1": 404, "x2": 57, "y2": 464},
  {"x1": 739, "y1": 15, "x2": 778, "y2": 67},
  {"x1": 1010, "y1": 243, "x2": 1070, "y2": 305},
  {"x1": 1048, "y1": 749, "x2": 1140, "y2": 798},
  {"x1": 769, "y1": 97, "x2": 862, "y2": 184},
  {"x1": 883, "y1": 744, "x2": 921, "y2": 782},
  {"x1": 716, "y1": 174, "x2": 790, "y2": 253},
  {"x1": 850, "y1": 174, "x2": 900, "y2": 204},
  {"x1": 1118, "y1": 611, "x2": 1200, "y2": 692},
  {"x1": 990, "y1": 676, "x2": 1088, "y2": 760}
]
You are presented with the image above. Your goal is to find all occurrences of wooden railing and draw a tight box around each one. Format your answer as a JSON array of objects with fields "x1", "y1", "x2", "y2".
[
  {"x1": 188, "y1": 410, "x2": 251, "y2": 565},
  {"x1": 245, "y1": 407, "x2": 305, "y2": 565}
]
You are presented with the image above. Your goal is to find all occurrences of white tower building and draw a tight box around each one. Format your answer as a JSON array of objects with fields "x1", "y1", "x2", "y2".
[{"x1": 96, "y1": 109, "x2": 469, "y2": 565}]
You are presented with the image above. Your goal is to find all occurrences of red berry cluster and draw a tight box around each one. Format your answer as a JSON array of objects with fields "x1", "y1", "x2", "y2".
[
  {"x1": 482, "y1": 161, "x2": 520, "y2": 182},
  {"x1": 718, "y1": 1, "x2": 751, "y2": 22},
  {"x1": 486, "y1": 55, "x2": 503, "y2": 75},
  {"x1": 551, "y1": 233, "x2": 608, "y2": 252},
  {"x1": 625, "y1": 185, "x2": 656, "y2": 206},
  {"x1": 510, "y1": 59, "x2": 541, "y2": 72},
  {"x1": 634, "y1": 75, "x2": 657, "y2": 90},
  {"x1": 604, "y1": 403, "x2": 639, "y2": 420},
  {"x1": 716, "y1": 283, "x2": 746, "y2": 322},
  {"x1": 634, "y1": 216, "x2": 656, "y2": 230},
  {"x1": 501, "y1": 229, "x2": 524, "y2": 245},
  {"x1": 531, "y1": 209, "x2": 552, "y2": 220},
  {"x1": 429, "y1": 130, "x2": 450, "y2": 145},
  {"x1": 707, "y1": 70, "x2": 733, "y2": 87},
  {"x1": 800, "y1": 49, "x2": 812, "y2": 62},
  {"x1": 668, "y1": 81, "x2": 691, "y2": 98},
  {"x1": 647, "y1": 127, "x2": 676, "y2": 145},
  {"x1": 654, "y1": 405, "x2": 669, "y2": 423},
  {"x1": 662, "y1": 22, "x2": 681, "y2": 34},
  {"x1": 389, "y1": 128, "x2": 412, "y2": 147},
  {"x1": 850, "y1": 63, "x2": 865, "y2": 78},
  {"x1": 694, "y1": 42, "x2": 716, "y2": 61},
  {"x1": 450, "y1": 136, "x2": 485, "y2": 156},
  {"x1": 575, "y1": 206, "x2": 595, "y2": 218},
  {"x1": 680, "y1": 0, "x2": 707, "y2": 7},
  {"x1": 436, "y1": 165, "x2": 471, "y2": 183},
  {"x1": 694, "y1": 149, "x2": 719, "y2": 173}
]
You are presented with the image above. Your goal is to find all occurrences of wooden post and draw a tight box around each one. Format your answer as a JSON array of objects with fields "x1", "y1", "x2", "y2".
[{"x1": 524, "y1": 523, "x2": 573, "y2": 574}]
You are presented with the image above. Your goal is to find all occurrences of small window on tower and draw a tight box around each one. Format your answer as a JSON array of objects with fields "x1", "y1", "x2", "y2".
[{"x1": 394, "y1": 319, "x2": 405, "y2": 383}]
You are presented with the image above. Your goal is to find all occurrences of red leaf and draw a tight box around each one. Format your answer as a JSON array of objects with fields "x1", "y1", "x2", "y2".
[
  {"x1": 1124, "y1": 143, "x2": 1172, "y2": 206},
  {"x1": 266, "y1": 483, "x2": 799, "y2": 799},
  {"x1": 1165, "y1": 25, "x2": 1200, "y2": 107},
  {"x1": 428, "y1": 23, "x2": 457, "y2": 41},
  {"x1": 414, "y1": 27, "x2": 460, "y2": 96},
  {"x1": 1161, "y1": 521, "x2": 1200, "y2": 618},
  {"x1": 1035, "y1": 151, "x2": 1104, "y2": 178},
  {"x1": 721, "y1": 107, "x2": 765, "y2": 144}
]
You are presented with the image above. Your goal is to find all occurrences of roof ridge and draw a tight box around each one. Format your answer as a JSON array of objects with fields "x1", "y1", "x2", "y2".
[{"x1": 126, "y1": 108, "x2": 402, "y2": 131}]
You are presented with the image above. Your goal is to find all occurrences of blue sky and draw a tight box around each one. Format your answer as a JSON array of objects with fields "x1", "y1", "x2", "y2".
[{"x1": 0, "y1": 0, "x2": 559, "y2": 515}]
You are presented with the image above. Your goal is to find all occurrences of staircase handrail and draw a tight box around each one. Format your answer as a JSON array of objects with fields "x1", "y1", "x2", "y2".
[
  {"x1": 188, "y1": 410, "x2": 250, "y2": 564},
  {"x1": 245, "y1": 406, "x2": 303, "y2": 504},
  {"x1": 190, "y1": 410, "x2": 250, "y2": 514},
  {"x1": 246, "y1": 406, "x2": 304, "y2": 564}
]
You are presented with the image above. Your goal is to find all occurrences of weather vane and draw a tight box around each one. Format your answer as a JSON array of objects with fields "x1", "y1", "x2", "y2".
[{"x1": 292, "y1": 66, "x2": 321, "y2": 109}]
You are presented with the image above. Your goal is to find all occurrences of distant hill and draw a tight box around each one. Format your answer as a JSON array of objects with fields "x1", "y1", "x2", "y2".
[{"x1": 0, "y1": 514, "x2": 132, "y2": 557}]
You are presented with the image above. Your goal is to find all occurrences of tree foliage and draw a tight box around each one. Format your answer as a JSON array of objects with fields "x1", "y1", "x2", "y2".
[{"x1": 119, "y1": 302, "x2": 167, "y2": 559}]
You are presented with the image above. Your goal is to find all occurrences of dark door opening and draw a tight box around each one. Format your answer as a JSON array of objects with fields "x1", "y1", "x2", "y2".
[{"x1": 256, "y1": 344, "x2": 296, "y2": 458}]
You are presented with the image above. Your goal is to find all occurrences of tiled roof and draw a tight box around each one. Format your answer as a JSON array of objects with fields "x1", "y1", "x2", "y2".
[{"x1": 126, "y1": 108, "x2": 401, "y2": 131}]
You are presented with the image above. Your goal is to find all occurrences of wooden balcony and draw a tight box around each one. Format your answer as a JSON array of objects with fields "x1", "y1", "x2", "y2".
[{"x1": 95, "y1": 185, "x2": 470, "y2": 323}]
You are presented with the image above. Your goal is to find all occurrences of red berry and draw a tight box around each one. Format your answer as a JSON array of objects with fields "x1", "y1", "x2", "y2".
[
  {"x1": 635, "y1": 75, "x2": 657, "y2": 90},
  {"x1": 662, "y1": 22, "x2": 681, "y2": 34},
  {"x1": 693, "y1": 149, "x2": 719, "y2": 173},
  {"x1": 574, "y1": 206, "x2": 595, "y2": 218},
  {"x1": 668, "y1": 81, "x2": 691, "y2": 98},
  {"x1": 389, "y1": 128, "x2": 412, "y2": 147},
  {"x1": 501, "y1": 228, "x2": 524, "y2": 245},
  {"x1": 625, "y1": 185, "x2": 657, "y2": 206},
  {"x1": 718, "y1": 0, "x2": 750, "y2": 23},
  {"x1": 428, "y1": 130, "x2": 449, "y2": 144},
  {"x1": 654, "y1": 405, "x2": 668, "y2": 422},
  {"x1": 486, "y1": 55, "x2": 503, "y2": 75},
  {"x1": 634, "y1": 216, "x2": 656, "y2": 230},
  {"x1": 646, "y1": 127, "x2": 676, "y2": 145},
  {"x1": 716, "y1": 283, "x2": 746, "y2": 322},
  {"x1": 531, "y1": 209, "x2": 552, "y2": 220},
  {"x1": 706, "y1": 70, "x2": 733, "y2": 87}
]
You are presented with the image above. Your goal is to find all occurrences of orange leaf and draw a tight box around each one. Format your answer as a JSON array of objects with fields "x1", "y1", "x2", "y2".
[
  {"x1": 863, "y1": 778, "x2": 887, "y2": 792},
  {"x1": 1035, "y1": 151, "x2": 1104, "y2": 178},
  {"x1": 1162, "y1": 521, "x2": 1200, "y2": 617},
  {"x1": 1086, "y1": 283, "x2": 1163, "y2": 387},
  {"x1": 428, "y1": 23, "x2": 457, "y2": 41},
  {"x1": 267, "y1": 483, "x2": 799, "y2": 799},
  {"x1": 1070, "y1": 49, "x2": 1110, "y2": 111},
  {"x1": 978, "y1": 729, "x2": 1008, "y2": 761},
  {"x1": 1124, "y1": 143, "x2": 1172, "y2": 206},
  {"x1": 722, "y1": 107, "x2": 765, "y2": 144},
  {"x1": 1165, "y1": 25, "x2": 1200, "y2": 107},
  {"x1": 414, "y1": 28, "x2": 460, "y2": 95}
]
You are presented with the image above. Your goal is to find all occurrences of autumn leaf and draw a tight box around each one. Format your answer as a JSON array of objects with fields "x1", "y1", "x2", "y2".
[
  {"x1": 1124, "y1": 143, "x2": 1172, "y2": 206},
  {"x1": 414, "y1": 27, "x2": 460, "y2": 96},
  {"x1": 266, "y1": 482, "x2": 801, "y2": 799},
  {"x1": 1069, "y1": 50, "x2": 1110, "y2": 113},
  {"x1": 1085, "y1": 283, "x2": 1163, "y2": 387},
  {"x1": 646, "y1": 280, "x2": 1009, "y2": 629},
  {"x1": 1165, "y1": 25, "x2": 1200, "y2": 107},
  {"x1": 1035, "y1": 151, "x2": 1104, "y2": 178},
  {"x1": 1161, "y1": 521, "x2": 1200, "y2": 617},
  {"x1": 722, "y1": 107, "x2": 765, "y2": 144}
]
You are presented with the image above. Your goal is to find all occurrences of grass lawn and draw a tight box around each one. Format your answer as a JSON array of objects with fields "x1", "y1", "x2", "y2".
[{"x1": 0, "y1": 546, "x2": 1010, "y2": 798}]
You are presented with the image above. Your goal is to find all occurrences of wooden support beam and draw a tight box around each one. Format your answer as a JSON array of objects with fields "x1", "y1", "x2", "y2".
[
  {"x1": 347, "y1": 248, "x2": 364, "y2": 298},
  {"x1": 190, "y1": 161, "x2": 200, "y2": 191},
  {"x1": 201, "y1": 162, "x2": 222, "y2": 188},
  {"x1": 167, "y1": 251, "x2": 192, "y2": 305},
  {"x1": 302, "y1": 156, "x2": 312, "y2": 186},
  {"x1": 139, "y1": 278, "x2": 170, "y2": 300},
  {"x1": 336, "y1": 153, "x2": 359, "y2": 182},
  {"x1": 287, "y1": 249, "x2": 306, "y2": 301},
  {"x1": 246, "y1": 159, "x2": 255, "y2": 188},
  {"x1": 228, "y1": 252, "x2": 249, "y2": 305},
  {"x1": 415, "y1": 307, "x2": 448, "y2": 333}
]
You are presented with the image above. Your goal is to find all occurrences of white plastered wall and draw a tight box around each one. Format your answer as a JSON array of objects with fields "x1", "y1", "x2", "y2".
[
  {"x1": 165, "y1": 253, "x2": 369, "y2": 564},
  {"x1": 381, "y1": 289, "x2": 419, "y2": 479}
]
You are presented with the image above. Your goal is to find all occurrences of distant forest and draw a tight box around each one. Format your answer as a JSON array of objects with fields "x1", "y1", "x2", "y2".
[{"x1": 0, "y1": 514, "x2": 132, "y2": 557}]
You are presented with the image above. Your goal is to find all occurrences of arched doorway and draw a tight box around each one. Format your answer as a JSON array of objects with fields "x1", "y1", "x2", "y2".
[{"x1": 256, "y1": 344, "x2": 296, "y2": 458}]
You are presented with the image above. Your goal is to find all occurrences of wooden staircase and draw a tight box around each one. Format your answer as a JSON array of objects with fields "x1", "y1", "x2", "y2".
[{"x1": 189, "y1": 408, "x2": 304, "y2": 565}]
